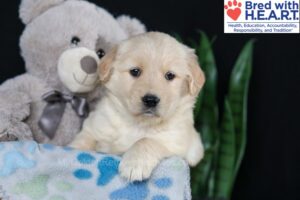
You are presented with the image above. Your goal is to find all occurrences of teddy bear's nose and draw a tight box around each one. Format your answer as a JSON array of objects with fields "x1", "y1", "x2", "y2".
[{"x1": 80, "y1": 56, "x2": 97, "y2": 74}]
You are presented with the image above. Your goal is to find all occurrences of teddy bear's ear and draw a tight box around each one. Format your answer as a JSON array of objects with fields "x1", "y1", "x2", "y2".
[
  {"x1": 19, "y1": 0, "x2": 67, "y2": 24},
  {"x1": 117, "y1": 15, "x2": 146, "y2": 37}
]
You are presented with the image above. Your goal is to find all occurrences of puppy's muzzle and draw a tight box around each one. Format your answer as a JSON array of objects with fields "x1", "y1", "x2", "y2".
[{"x1": 142, "y1": 94, "x2": 160, "y2": 108}]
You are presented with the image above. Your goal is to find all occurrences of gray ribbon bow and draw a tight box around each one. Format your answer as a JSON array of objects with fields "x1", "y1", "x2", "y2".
[{"x1": 38, "y1": 90, "x2": 89, "y2": 139}]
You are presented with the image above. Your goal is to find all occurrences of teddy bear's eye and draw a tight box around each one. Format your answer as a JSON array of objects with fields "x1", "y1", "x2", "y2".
[
  {"x1": 71, "y1": 36, "x2": 81, "y2": 46},
  {"x1": 96, "y1": 49, "x2": 105, "y2": 59}
]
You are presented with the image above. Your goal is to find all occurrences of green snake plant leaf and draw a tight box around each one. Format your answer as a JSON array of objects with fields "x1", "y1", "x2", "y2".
[
  {"x1": 191, "y1": 32, "x2": 218, "y2": 197},
  {"x1": 227, "y1": 40, "x2": 254, "y2": 180},
  {"x1": 214, "y1": 98, "x2": 236, "y2": 199},
  {"x1": 194, "y1": 32, "x2": 218, "y2": 130},
  {"x1": 191, "y1": 146, "x2": 214, "y2": 196}
]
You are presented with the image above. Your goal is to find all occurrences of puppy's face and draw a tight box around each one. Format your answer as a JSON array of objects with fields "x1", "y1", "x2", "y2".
[{"x1": 99, "y1": 32, "x2": 205, "y2": 122}]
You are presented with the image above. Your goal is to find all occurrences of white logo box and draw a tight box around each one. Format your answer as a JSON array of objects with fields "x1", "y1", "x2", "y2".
[{"x1": 224, "y1": 0, "x2": 300, "y2": 33}]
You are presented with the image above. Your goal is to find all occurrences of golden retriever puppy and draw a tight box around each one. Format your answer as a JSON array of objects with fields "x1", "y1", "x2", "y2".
[{"x1": 70, "y1": 32, "x2": 205, "y2": 181}]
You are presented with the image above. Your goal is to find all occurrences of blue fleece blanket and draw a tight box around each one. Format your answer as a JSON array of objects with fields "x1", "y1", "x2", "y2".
[{"x1": 0, "y1": 141, "x2": 191, "y2": 200}]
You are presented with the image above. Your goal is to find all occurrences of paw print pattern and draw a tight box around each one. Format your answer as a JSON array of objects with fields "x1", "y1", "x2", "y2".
[
  {"x1": 13, "y1": 175, "x2": 50, "y2": 200},
  {"x1": 73, "y1": 153, "x2": 96, "y2": 180},
  {"x1": 110, "y1": 177, "x2": 172, "y2": 200},
  {"x1": 73, "y1": 153, "x2": 120, "y2": 186},
  {"x1": 13, "y1": 174, "x2": 73, "y2": 200},
  {"x1": 153, "y1": 178, "x2": 172, "y2": 189},
  {"x1": 224, "y1": 0, "x2": 242, "y2": 21},
  {"x1": 151, "y1": 177, "x2": 172, "y2": 200},
  {"x1": 97, "y1": 157, "x2": 120, "y2": 186},
  {"x1": 0, "y1": 151, "x2": 36, "y2": 177},
  {"x1": 72, "y1": 152, "x2": 173, "y2": 200},
  {"x1": 110, "y1": 181, "x2": 149, "y2": 200},
  {"x1": 0, "y1": 142, "x2": 37, "y2": 177}
]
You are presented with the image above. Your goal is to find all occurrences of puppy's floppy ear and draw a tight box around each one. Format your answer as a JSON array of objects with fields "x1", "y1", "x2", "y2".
[
  {"x1": 99, "y1": 46, "x2": 118, "y2": 83},
  {"x1": 187, "y1": 50, "x2": 205, "y2": 96}
]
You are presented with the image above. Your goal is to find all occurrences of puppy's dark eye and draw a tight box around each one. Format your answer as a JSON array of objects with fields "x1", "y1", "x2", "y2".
[
  {"x1": 71, "y1": 36, "x2": 80, "y2": 45},
  {"x1": 165, "y1": 71, "x2": 176, "y2": 81},
  {"x1": 130, "y1": 68, "x2": 142, "y2": 77},
  {"x1": 96, "y1": 49, "x2": 105, "y2": 59}
]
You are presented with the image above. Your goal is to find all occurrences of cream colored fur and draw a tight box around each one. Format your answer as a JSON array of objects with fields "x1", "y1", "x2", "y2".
[{"x1": 70, "y1": 32, "x2": 205, "y2": 181}]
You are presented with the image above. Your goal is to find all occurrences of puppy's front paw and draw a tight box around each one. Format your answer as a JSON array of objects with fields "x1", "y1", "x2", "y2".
[
  {"x1": 119, "y1": 152, "x2": 159, "y2": 182},
  {"x1": 185, "y1": 131, "x2": 205, "y2": 166},
  {"x1": 187, "y1": 147, "x2": 204, "y2": 166}
]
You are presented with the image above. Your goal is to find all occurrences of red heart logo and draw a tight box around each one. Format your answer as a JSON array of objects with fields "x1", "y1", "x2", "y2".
[{"x1": 227, "y1": 8, "x2": 241, "y2": 21}]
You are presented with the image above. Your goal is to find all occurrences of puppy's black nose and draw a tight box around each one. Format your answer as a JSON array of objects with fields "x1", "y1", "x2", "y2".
[
  {"x1": 80, "y1": 56, "x2": 97, "y2": 74},
  {"x1": 142, "y1": 94, "x2": 160, "y2": 108}
]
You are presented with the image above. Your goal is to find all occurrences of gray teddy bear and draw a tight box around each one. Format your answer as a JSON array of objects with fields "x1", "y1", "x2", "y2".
[{"x1": 0, "y1": 0, "x2": 145, "y2": 145}]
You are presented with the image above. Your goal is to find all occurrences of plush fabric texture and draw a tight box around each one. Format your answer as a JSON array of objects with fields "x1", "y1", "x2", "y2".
[
  {"x1": 0, "y1": 141, "x2": 191, "y2": 200},
  {"x1": 0, "y1": 0, "x2": 146, "y2": 145}
]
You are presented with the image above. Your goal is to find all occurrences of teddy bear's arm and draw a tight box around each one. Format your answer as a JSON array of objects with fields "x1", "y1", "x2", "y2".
[{"x1": 0, "y1": 74, "x2": 43, "y2": 141}]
